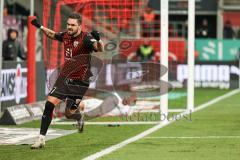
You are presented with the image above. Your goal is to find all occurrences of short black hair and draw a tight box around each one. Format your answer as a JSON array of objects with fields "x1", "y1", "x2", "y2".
[
  {"x1": 68, "y1": 13, "x2": 82, "y2": 25},
  {"x1": 7, "y1": 28, "x2": 18, "y2": 38}
]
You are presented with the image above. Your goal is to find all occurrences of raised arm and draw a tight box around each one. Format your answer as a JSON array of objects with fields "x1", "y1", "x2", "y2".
[{"x1": 31, "y1": 19, "x2": 57, "y2": 40}]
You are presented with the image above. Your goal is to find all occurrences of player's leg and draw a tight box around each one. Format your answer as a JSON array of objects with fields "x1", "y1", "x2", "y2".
[
  {"x1": 31, "y1": 96, "x2": 61, "y2": 149},
  {"x1": 77, "y1": 101, "x2": 85, "y2": 132},
  {"x1": 65, "y1": 97, "x2": 81, "y2": 119},
  {"x1": 64, "y1": 97, "x2": 85, "y2": 133},
  {"x1": 64, "y1": 79, "x2": 90, "y2": 132},
  {"x1": 31, "y1": 76, "x2": 66, "y2": 149},
  {"x1": 73, "y1": 81, "x2": 90, "y2": 132},
  {"x1": 40, "y1": 96, "x2": 62, "y2": 135}
]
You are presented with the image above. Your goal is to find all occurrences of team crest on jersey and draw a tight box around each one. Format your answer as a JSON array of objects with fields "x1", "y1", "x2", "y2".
[{"x1": 74, "y1": 41, "x2": 79, "y2": 47}]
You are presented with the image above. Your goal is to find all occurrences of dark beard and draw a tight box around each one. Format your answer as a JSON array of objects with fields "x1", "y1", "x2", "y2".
[{"x1": 67, "y1": 30, "x2": 77, "y2": 36}]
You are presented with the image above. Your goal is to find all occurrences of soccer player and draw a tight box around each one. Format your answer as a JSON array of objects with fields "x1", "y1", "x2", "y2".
[{"x1": 30, "y1": 13, "x2": 104, "y2": 149}]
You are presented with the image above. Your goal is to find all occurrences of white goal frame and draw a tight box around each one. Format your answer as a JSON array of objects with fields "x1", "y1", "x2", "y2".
[{"x1": 160, "y1": 0, "x2": 195, "y2": 121}]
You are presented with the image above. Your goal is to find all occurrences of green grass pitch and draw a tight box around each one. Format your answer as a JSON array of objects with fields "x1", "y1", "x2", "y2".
[{"x1": 0, "y1": 88, "x2": 239, "y2": 160}]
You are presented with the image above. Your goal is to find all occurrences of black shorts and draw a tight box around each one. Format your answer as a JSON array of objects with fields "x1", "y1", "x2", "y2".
[{"x1": 48, "y1": 76, "x2": 90, "y2": 101}]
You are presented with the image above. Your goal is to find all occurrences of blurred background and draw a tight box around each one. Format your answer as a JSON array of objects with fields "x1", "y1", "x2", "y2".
[{"x1": 0, "y1": 0, "x2": 240, "y2": 120}]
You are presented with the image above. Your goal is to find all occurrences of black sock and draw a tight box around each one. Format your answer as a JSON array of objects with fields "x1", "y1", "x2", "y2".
[{"x1": 40, "y1": 101, "x2": 55, "y2": 135}]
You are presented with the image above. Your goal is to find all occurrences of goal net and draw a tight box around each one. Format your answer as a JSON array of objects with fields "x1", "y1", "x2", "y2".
[{"x1": 41, "y1": 0, "x2": 195, "y2": 124}]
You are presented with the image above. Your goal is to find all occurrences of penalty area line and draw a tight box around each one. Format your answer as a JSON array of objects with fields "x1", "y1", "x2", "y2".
[{"x1": 82, "y1": 89, "x2": 240, "y2": 160}]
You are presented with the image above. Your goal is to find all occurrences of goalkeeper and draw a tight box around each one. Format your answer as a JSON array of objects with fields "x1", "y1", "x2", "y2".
[{"x1": 30, "y1": 13, "x2": 104, "y2": 149}]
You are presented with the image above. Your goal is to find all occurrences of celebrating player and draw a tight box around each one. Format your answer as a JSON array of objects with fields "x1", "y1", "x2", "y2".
[{"x1": 30, "y1": 12, "x2": 104, "y2": 149}]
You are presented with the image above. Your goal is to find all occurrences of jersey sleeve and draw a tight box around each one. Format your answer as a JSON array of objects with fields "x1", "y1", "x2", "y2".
[
  {"x1": 83, "y1": 33, "x2": 97, "y2": 52},
  {"x1": 54, "y1": 32, "x2": 65, "y2": 42}
]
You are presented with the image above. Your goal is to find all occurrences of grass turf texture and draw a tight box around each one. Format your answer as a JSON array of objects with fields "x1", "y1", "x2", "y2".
[
  {"x1": 168, "y1": 88, "x2": 230, "y2": 109},
  {"x1": 0, "y1": 88, "x2": 235, "y2": 160},
  {"x1": 0, "y1": 125, "x2": 153, "y2": 160},
  {"x1": 101, "y1": 91, "x2": 240, "y2": 160}
]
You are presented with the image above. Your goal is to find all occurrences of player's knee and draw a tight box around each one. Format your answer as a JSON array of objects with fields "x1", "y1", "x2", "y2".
[
  {"x1": 47, "y1": 96, "x2": 61, "y2": 106},
  {"x1": 66, "y1": 98, "x2": 78, "y2": 110},
  {"x1": 65, "y1": 98, "x2": 80, "y2": 119}
]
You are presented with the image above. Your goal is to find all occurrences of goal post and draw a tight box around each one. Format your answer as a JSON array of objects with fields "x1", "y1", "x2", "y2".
[
  {"x1": 187, "y1": 0, "x2": 195, "y2": 112},
  {"x1": 160, "y1": 0, "x2": 169, "y2": 122},
  {"x1": 161, "y1": 0, "x2": 195, "y2": 120}
]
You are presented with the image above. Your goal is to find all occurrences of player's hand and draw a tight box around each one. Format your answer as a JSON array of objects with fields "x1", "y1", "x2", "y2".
[
  {"x1": 91, "y1": 30, "x2": 100, "y2": 41},
  {"x1": 31, "y1": 19, "x2": 42, "y2": 28}
]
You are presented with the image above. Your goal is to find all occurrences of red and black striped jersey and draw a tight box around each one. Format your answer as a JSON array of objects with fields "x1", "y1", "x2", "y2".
[{"x1": 55, "y1": 31, "x2": 97, "y2": 80}]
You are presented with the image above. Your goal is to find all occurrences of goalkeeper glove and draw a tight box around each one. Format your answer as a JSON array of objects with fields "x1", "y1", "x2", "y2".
[
  {"x1": 31, "y1": 19, "x2": 42, "y2": 28},
  {"x1": 91, "y1": 30, "x2": 101, "y2": 41}
]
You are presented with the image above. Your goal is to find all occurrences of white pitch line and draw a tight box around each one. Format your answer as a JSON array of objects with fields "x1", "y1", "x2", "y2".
[
  {"x1": 83, "y1": 89, "x2": 240, "y2": 160},
  {"x1": 194, "y1": 89, "x2": 240, "y2": 112},
  {"x1": 83, "y1": 121, "x2": 170, "y2": 160},
  {"x1": 53, "y1": 121, "x2": 159, "y2": 125},
  {"x1": 145, "y1": 136, "x2": 240, "y2": 139}
]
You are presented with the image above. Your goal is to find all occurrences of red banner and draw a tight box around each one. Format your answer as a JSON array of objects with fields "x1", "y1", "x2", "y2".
[{"x1": 120, "y1": 39, "x2": 186, "y2": 62}]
